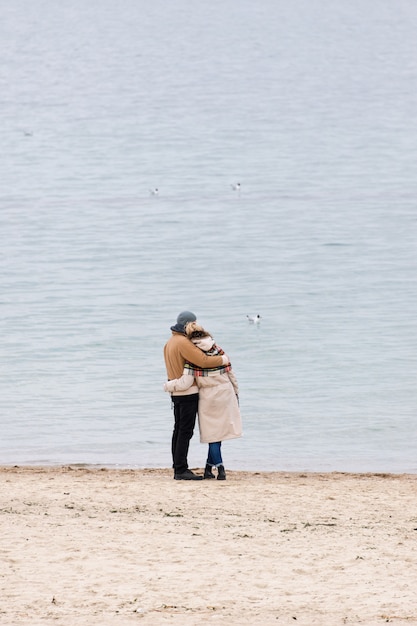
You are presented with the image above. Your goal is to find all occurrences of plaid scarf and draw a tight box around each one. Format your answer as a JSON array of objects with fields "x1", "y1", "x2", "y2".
[{"x1": 184, "y1": 343, "x2": 231, "y2": 377}]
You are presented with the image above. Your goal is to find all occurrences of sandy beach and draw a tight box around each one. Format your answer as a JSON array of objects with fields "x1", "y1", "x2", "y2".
[{"x1": 0, "y1": 466, "x2": 416, "y2": 625}]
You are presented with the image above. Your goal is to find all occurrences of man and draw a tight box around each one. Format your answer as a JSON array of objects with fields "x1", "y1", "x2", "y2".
[{"x1": 164, "y1": 311, "x2": 229, "y2": 480}]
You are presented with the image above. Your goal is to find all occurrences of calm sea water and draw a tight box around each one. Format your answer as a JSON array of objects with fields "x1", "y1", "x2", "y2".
[{"x1": 1, "y1": 0, "x2": 416, "y2": 472}]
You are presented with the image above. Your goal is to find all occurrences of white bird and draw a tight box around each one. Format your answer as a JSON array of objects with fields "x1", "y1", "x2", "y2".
[
  {"x1": 247, "y1": 314, "x2": 261, "y2": 324},
  {"x1": 149, "y1": 188, "x2": 159, "y2": 196},
  {"x1": 231, "y1": 182, "x2": 241, "y2": 192}
]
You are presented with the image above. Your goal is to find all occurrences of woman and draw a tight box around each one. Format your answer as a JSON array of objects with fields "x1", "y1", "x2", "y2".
[{"x1": 164, "y1": 322, "x2": 242, "y2": 480}]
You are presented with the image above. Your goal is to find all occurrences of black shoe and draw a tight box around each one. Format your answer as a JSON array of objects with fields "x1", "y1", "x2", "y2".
[
  {"x1": 174, "y1": 469, "x2": 203, "y2": 481},
  {"x1": 204, "y1": 464, "x2": 215, "y2": 479},
  {"x1": 217, "y1": 465, "x2": 226, "y2": 481}
]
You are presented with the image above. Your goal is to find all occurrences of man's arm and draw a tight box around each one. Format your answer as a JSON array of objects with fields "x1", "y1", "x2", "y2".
[{"x1": 181, "y1": 339, "x2": 229, "y2": 368}]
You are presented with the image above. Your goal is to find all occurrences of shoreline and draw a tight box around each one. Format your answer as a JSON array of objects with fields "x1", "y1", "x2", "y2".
[
  {"x1": 1, "y1": 463, "x2": 416, "y2": 477},
  {"x1": 1, "y1": 466, "x2": 416, "y2": 625}
]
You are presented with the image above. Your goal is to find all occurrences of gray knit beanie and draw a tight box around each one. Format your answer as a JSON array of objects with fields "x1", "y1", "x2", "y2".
[{"x1": 170, "y1": 310, "x2": 197, "y2": 333}]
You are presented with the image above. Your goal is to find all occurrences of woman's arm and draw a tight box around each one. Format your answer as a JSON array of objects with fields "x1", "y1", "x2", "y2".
[
  {"x1": 164, "y1": 371, "x2": 195, "y2": 393},
  {"x1": 227, "y1": 370, "x2": 239, "y2": 396}
]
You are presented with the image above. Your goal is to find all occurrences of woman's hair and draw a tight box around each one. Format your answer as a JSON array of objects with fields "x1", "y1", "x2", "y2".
[{"x1": 185, "y1": 321, "x2": 211, "y2": 339}]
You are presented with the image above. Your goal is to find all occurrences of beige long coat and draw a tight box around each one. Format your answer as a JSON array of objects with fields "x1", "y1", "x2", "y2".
[
  {"x1": 194, "y1": 371, "x2": 242, "y2": 443},
  {"x1": 164, "y1": 338, "x2": 242, "y2": 444}
]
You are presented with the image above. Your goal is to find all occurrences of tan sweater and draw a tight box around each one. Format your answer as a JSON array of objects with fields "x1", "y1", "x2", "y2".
[{"x1": 163, "y1": 332, "x2": 226, "y2": 396}]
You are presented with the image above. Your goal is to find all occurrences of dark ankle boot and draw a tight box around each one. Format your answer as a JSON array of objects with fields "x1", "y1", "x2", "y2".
[
  {"x1": 204, "y1": 463, "x2": 215, "y2": 479},
  {"x1": 217, "y1": 465, "x2": 226, "y2": 480}
]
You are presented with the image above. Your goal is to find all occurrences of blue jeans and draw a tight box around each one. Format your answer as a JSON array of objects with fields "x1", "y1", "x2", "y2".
[{"x1": 207, "y1": 441, "x2": 223, "y2": 466}]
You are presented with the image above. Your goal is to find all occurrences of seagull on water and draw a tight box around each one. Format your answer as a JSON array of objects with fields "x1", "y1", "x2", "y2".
[
  {"x1": 247, "y1": 314, "x2": 261, "y2": 324},
  {"x1": 231, "y1": 182, "x2": 241, "y2": 192},
  {"x1": 149, "y1": 188, "x2": 159, "y2": 196}
]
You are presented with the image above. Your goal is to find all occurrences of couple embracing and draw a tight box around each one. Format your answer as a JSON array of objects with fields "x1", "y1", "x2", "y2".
[{"x1": 163, "y1": 311, "x2": 242, "y2": 481}]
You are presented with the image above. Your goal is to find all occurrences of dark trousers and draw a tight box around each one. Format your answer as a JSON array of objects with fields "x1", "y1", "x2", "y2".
[{"x1": 171, "y1": 394, "x2": 199, "y2": 474}]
